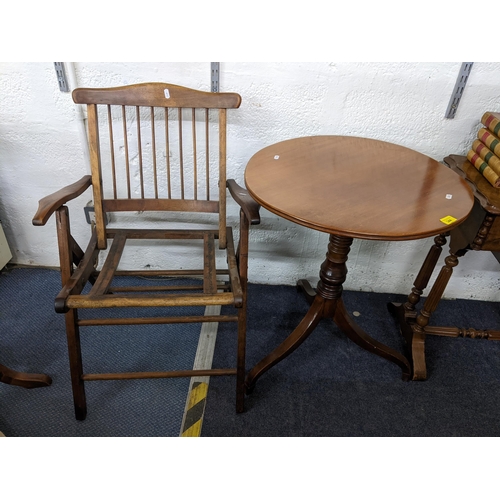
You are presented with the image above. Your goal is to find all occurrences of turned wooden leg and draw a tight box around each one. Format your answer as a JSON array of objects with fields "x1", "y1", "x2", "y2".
[
  {"x1": 410, "y1": 250, "x2": 460, "y2": 380},
  {"x1": 315, "y1": 234, "x2": 352, "y2": 317},
  {"x1": 387, "y1": 233, "x2": 449, "y2": 380},
  {"x1": 388, "y1": 233, "x2": 448, "y2": 319},
  {"x1": 404, "y1": 233, "x2": 448, "y2": 315},
  {"x1": 318, "y1": 235, "x2": 411, "y2": 380}
]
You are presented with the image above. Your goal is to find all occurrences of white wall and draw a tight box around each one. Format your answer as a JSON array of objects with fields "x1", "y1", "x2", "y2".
[{"x1": 1, "y1": 62, "x2": 499, "y2": 301}]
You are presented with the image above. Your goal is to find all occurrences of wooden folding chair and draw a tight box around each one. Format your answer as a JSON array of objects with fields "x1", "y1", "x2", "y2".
[{"x1": 33, "y1": 83, "x2": 260, "y2": 420}]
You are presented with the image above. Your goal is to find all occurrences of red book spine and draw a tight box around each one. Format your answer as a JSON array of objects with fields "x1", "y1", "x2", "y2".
[
  {"x1": 481, "y1": 111, "x2": 500, "y2": 136},
  {"x1": 467, "y1": 149, "x2": 500, "y2": 187},
  {"x1": 471, "y1": 139, "x2": 500, "y2": 175},
  {"x1": 477, "y1": 128, "x2": 500, "y2": 157}
]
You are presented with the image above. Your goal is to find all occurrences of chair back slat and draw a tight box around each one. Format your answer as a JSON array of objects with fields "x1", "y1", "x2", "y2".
[
  {"x1": 164, "y1": 108, "x2": 172, "y2": 198},
  {"x1": 75, "y1": 83, "x2": 240, "y2": 250},
  {"x1": 107, "y1": 105, "x2": 118, "y2": 198},
  {"x1": 205, "y1": 109, "x2": 210, "y2": 201},
  {"x1": 135, "y1": 106, "x2": 145, "y2": 198},
  {"x1": 121, "y1": 105, "x2": 132, "y2": 198},
  {"x1": 150, "y1": 107, "x2": 158, "y2": 199},
  {"x1": 192, "y1": 108, "x2": 198, "y2": 201},
  {"x1": 178, "y1": 108, "x2": 185, "y2": 199}
]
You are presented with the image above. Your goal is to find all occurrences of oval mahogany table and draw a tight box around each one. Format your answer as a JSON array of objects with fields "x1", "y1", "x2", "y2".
[{"x1": 244, "y1": 135, "x2": 474, "y2": 391}]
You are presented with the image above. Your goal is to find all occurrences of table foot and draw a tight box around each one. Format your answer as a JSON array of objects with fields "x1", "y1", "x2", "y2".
[
  {"x1": 387, "y1": 302, "x2": 427, "y2": 380},
  {"x1": 297, "y1": 279, "x2": 316, "y2": 305},
  {"x1": 245, "y1": 294, "x2": 324, "y2": 393},
  {"x1": 335, "y1": 301, "x2": 411, "y2": 381},
  {"x1": 0, "y1": 363, "x2": 52, "y2": 389}
]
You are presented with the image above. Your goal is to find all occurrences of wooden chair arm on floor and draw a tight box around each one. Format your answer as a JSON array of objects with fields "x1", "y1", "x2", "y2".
[
  {"x1": 0, "y1": 363, "x2": 52, "y2": 388},
  {"x1": 32, "y1": 175, "x2": 93, "y2": 226},
  {"x1": 227, "y1": 179, "x2": 261, "y2": 225}
]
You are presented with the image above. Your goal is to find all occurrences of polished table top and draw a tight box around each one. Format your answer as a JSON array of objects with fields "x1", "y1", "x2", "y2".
[{"x1": 244, "y1": 136, "x2": 474, "y2": 240}]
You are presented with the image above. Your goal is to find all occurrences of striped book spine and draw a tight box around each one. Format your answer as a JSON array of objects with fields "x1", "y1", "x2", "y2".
[
  {"x1": 481, "y1": 111, "x2": 500, "y2": 136},
  {"x1": 477, "y1": 128, "x2": 500, "y2": 157},
  {"x1": 467, "y1": 149, "x2": 500, "y2": 187},
  {"x1": 471, "y1": 139, "x2": 500, "y2": 175}
]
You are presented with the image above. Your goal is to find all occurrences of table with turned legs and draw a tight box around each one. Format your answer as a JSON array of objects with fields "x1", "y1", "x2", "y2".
[
  {"x1": 389, "y1": 154, "x2": 500, "y2": 380},
  {"x1": 243, "y1": 136, "x2": 474, "y2": 391}
]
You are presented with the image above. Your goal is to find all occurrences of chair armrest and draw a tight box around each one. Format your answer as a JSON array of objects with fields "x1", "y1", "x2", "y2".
[
  {"x1": 32, "y1": 175, "x2": 93, "y2": 226},
  {"x1": 227, "y1": 179, "x2": 261, "y2": 225}
]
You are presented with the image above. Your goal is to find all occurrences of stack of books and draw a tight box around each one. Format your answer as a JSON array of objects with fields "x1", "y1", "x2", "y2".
[{"x1": 467, "y1": 111, "x2": 500, "y2": 187}]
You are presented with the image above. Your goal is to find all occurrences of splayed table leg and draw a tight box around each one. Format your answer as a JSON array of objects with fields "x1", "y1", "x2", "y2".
[{"x1": 245, "y1": 234, "x2": 410, "y2": 393}]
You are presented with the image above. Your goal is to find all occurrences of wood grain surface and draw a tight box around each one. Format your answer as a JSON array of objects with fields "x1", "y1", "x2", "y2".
[{"x1": 245, "y1": 136, "x2": 474, "y2": 240}]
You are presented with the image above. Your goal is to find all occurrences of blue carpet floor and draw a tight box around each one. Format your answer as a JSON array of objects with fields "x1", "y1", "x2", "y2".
[
  {"x1": 203, "y1": 283, "x2": 500, "y2": 436},
  {"x1": 0, "y1": 267, "x2": 203, "y2": 436},
  {"x1": 2, "y1": 266, "x2": 500, "y2": 437}
]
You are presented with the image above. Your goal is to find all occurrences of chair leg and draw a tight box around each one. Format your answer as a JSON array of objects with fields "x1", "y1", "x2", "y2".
[
  {"x1": 403, "y1": 233, "x2": 448, "y2": 315},
  {"x1": 236, "y1": 209, "x2": 250, "y2": 413},
  {"x1": 236, "y1": 310, "x2": 246, "y2": 413},
  {"x1": 236, "y1": 307, "x2": 246, "y2": 413},
  {"x1": 410, "y1": 250, "x2": 460, "y2": 380},
  {"x1": 65, "y1": 309, "x2": 87, "y2": 420},
  {"x1": 55, "y1": 206, "x2": 87, "y2": 419}
]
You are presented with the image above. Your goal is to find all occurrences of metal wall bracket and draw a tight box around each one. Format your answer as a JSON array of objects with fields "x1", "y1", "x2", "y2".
[
  {"x1": 445, "y1": 62, "x2": 473, "y2": 119},
  {"x1": 84, "y1": 204, "x2": 95, "y2": 225},
  {"x1": 84, "y1": 202, "x2": 109, "y2": 225},
  {"x1": 211, "y1": 62, "x2": 219, "y2": 92},
  {"x1": 54, "y1": 62, "x2": 69, "y2": 92}
]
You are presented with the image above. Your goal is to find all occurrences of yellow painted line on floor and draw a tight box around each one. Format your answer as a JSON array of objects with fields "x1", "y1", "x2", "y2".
[
  {"x1": 188, "y1": 380, "x2": 208, "y2": 407},
  {"x1": 180, "y1": 381, "x2": 208, "y2": 437},
  {"x1": 180, "y1": 304, "x2": 220, "y2": 437},
  {"x1": 182, "y1": 419, "x2": 202, "y2": 438}
]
